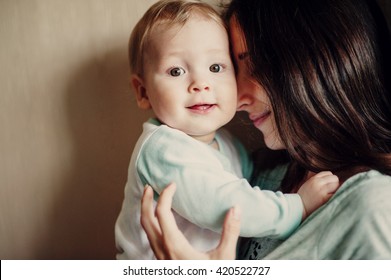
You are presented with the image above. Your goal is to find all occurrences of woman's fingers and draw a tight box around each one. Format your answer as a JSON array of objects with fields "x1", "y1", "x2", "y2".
[
  {"x1": 140, "y1": 185, "x2": 167, "y2": 260},
  {"x1": 155, "y1": 183, "x2": 206, "y2": 259},
  {"x1": 141, "y1": 183, "x2": 240, "y2": 260},
  {"x1": 211, "y1": 206, "x2": 241, "y2": 260},
  {"x1": 154, "y1": 182, "x2": 177, "y2": 229}
]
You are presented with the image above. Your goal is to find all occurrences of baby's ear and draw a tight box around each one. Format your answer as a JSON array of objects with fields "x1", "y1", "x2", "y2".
[{"x1": 131, "y1": 74, "x2": 152, "y2": 110}]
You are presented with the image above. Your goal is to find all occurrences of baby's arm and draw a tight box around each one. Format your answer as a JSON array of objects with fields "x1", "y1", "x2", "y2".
[
  {"x1": 298, "y1": 171, "x2": 340, "y2": 219},
  {"x1": 138, "y1": 127, "x2": 303, "y2": 238}
]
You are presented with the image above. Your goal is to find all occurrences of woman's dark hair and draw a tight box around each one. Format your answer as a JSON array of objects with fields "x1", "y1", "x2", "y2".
[{"x1": 225, "y1": 0, "x2": 391, "y2": 191}]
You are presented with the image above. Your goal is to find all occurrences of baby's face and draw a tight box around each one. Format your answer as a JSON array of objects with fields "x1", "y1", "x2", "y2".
[{"x1": 141, "y1": 15, "x2": 237, "y2": 142}]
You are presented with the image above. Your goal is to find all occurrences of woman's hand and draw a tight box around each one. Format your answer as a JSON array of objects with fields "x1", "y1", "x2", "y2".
[{"x1": 140, "y1": 183, "x2": 241, "y2": 260}]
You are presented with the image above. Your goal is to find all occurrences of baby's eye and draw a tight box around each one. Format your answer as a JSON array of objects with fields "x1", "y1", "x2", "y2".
[
  {"x1": 209, "y1": 63, "x2": 223, "y2": 73},
  {"x1": 169, "y1": 67, "x2": 185, "y2": 77}
]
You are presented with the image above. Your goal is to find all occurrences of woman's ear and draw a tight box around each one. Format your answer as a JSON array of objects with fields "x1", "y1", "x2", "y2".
[{"x1": 131, "y1": 74, "x2": 152, "y2": 110}]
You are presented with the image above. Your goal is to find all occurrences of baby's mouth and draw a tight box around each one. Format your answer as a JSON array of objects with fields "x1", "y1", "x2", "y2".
[
  {"x1": 186, "y1": 104, "x2": 217, "y2": 113},
  {"x1": 187, "y1": 104, "x2": 215, "y2": 110}
]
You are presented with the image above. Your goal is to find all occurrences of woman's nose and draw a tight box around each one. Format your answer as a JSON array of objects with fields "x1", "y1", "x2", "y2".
[{"x1": 236, "y1": 75, "x2": 252, "y2": 111}]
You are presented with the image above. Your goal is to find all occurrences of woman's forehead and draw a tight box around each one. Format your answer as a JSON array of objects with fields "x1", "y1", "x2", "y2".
[{"x1": 228, "y1": 18, "x2": 248, "y2": 55}]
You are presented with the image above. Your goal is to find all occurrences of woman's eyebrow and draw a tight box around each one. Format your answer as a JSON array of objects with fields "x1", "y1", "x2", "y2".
[{"x1": 238, "y1": 52, "x2": 249, "y2": 60}]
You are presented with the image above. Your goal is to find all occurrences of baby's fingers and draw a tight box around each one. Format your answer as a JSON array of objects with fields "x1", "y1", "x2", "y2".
[
  {"x1": 313, "y1": 171, "x2": 334, "y2": 178},
  {"x1": 321, "y1": 174, "x2": 340, "y2": 193},
  {"x1": 309, "y1": 172, "x2": 340, "y2": 199}
]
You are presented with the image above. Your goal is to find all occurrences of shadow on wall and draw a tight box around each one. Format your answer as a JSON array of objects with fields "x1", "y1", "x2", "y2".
[{"x1": 36, "y1": 47, "x2": 152, "y2": 259}]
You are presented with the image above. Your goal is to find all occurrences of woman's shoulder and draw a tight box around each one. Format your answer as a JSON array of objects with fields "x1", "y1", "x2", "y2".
[
  {"x1": 242, "y1": 170, "x2": 391, "y2": 259},
  {"x1": 315, "y1": 170, "x2": 391, "y2": 259},
  {"x1": 334, "y1": 170, "x2": 391, "y2": 210}
]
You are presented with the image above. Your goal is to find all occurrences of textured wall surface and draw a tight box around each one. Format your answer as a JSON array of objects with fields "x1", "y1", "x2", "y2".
[{"x1": 0, "y1": 0, "x2": 158, "y2": 259}]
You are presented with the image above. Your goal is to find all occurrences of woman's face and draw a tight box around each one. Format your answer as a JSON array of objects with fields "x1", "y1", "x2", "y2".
[{"x1": 229, "y1": 18, "x2": 284, "y2": 150}]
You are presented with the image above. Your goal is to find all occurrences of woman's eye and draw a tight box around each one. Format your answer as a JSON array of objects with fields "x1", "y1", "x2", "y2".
[
  {"x1": 169, "y1": 67, "x2": 185, "y2": 77},
  {"x1": 209, "y1": 64, "x2": 223, "y2": 73}
]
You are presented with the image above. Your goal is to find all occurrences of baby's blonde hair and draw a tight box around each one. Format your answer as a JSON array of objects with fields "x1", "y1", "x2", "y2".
[{"x1": 129, "y1": 0, "x2": 225, "y2": 76}]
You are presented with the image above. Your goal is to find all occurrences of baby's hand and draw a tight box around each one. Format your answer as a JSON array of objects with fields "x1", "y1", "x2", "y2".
[{"x1": 298, "y1": 171, "x2": 339, "y2": 220}]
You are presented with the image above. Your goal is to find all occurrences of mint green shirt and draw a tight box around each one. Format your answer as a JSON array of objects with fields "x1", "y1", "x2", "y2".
[
  {"x1": 239, "y1": 168, "x2": 391, "y2": 259},
  {"x1": 136, "y1": 120, "x2": 303, "y2": 238},
  {"x1": 115, "y1": 119, "x2": 303, "y2": 259}
]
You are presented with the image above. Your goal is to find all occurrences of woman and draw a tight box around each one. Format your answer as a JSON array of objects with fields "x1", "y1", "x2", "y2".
[{"x1": 141, "y1": 0, "x2": 391, "y2": 259}]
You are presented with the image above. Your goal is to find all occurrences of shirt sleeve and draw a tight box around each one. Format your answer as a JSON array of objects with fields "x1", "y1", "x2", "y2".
[{"x1": 136, "y1": 126, "x2": 303, "y2": 238}]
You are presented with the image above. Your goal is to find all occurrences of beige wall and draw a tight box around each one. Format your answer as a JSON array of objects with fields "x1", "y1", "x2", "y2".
[
  {"x1": 0, "y1": 0, "x2": 158, "y2": 259},
  {"x1": 0, "y1": 0, "x2": 390, "y2": 260}
]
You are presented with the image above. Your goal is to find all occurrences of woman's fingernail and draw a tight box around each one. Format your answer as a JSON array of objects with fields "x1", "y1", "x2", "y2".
[{"x1": 232, "y1": 205, "x2": 241, "y2": 220}]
